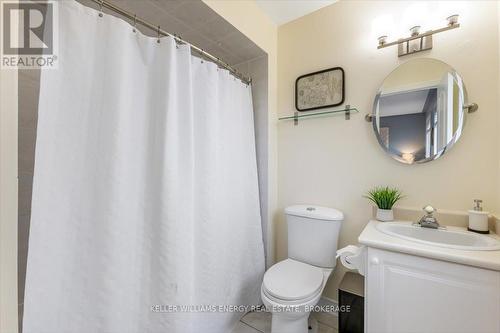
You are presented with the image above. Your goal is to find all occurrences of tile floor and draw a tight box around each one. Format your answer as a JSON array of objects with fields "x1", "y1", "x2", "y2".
[{"x1": 232, "y1": 310, "x2": 338, "y2": 333}]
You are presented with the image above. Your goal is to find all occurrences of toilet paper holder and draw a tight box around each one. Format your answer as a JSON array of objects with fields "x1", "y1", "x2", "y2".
[{"x1": 337, "y1": 245, "x2": 367, "y2": 276}]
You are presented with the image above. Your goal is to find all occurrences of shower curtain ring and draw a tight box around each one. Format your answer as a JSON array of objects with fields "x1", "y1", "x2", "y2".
[
  {"x1": 132, "y1": 14, "x2": 137, "y2": 33},
  {"x1": 98, "y1": 0, "x2": 103, "y2": 17},
  {"x1": 157, "y1": 26, "x2": 161, "y2": 43}
]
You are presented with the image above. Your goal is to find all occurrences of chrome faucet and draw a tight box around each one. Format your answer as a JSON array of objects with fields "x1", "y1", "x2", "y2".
[{"x1": 414, "y1": 205, "x2": 443, "y2": 229}]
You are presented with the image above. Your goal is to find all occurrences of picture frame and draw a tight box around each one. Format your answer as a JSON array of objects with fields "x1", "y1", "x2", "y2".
[{"x1": 295, "y1": 67, "x2": 345, "y2": 112}]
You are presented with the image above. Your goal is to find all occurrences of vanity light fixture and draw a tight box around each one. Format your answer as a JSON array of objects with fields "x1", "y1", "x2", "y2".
[{"x1": 377, "y1": 15, "x2": 460, "y2": 57}]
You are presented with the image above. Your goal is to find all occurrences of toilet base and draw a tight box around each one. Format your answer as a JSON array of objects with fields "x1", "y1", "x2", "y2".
[
  {"x1": 308, "y1": 316, "x2": 318, "y2": 333},
  {"x1": 269, "y1": 311, "x2": 320, "y2": 333},
  {"x1": 271, "y1": 312, "x2": 310, "y2": 333}
]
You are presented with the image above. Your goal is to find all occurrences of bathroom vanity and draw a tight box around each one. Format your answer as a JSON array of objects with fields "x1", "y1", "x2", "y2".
[{"x1": 358, "y1": 221, "x2": 500, "y2": 333}]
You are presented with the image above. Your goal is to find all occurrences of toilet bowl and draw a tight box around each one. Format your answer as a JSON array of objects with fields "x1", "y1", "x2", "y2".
[
  {"x1": 261, "y1": 205, "x2": 343, "y2": 333},
  {"x1": 261, "y1": 259, "x2": 332, "y2": 333}
]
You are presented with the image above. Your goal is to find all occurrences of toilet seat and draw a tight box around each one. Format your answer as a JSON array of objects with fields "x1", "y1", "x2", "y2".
[{"x1": 262, "y1": 259, "x2": 324, "y2": 302}]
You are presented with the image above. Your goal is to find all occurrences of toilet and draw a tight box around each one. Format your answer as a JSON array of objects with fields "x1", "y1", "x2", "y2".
[{"x1": 261, "y1": 205, "x2": 343, "y2": 333}]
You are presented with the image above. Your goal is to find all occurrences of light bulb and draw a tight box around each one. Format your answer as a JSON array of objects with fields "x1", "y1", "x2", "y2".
[
  {"x1": 378, "y1": 35, "x2": 388, "y2": 46},
  {"x1": 446, "y1": 14, "x2": 459, "y2": 26},
  {"x1": 402, "y1": 153, "x2": 415, "y2": 164}
]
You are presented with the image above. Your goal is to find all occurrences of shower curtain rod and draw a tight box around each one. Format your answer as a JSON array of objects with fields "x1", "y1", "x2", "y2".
[{"x1": 89, "y1": 0, "x2": 252, "y2": 84}]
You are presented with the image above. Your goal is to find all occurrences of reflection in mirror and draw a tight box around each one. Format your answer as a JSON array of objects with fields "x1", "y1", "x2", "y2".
[{"x1": 373, "y1": 58, "x2": 467, "y2": 164}]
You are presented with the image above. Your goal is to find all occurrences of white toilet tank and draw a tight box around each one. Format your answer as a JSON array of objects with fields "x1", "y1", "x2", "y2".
[{"x1": 286, "y1": 205, "x2": 344, "y2": 268}]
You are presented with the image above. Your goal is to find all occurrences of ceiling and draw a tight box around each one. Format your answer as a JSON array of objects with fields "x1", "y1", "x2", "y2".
[
  {"x1": 255, "y1": 0, "x2": 337, "y2": 26},
  {"x1": 77, "y1": 0, "x2": 265, "y2": 66}
]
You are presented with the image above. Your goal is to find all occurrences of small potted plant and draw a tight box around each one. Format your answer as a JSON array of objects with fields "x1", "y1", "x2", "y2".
[{"x1": 364, "y1": 186, "x2": 404, "y2": 222}]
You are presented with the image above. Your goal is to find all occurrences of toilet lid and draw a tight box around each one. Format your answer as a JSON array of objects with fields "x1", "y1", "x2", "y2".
[{"x1": 263, "y1": 259, "x2": 324, "y2": 301}]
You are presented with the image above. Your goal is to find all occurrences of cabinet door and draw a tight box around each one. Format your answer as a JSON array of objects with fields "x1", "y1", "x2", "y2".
[{"x1": 365, "y1": 247, "x2": 500, "y2": 333}]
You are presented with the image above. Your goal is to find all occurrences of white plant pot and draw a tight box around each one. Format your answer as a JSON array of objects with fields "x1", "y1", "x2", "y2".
[{"x1": 376, "y1": 208, "x2": 394, "y2": 222}]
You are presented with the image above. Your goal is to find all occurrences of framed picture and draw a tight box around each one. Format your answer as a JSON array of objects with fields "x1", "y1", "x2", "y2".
[{"x1": 295, "y1": 67, "x2": 345, "y2": 111}]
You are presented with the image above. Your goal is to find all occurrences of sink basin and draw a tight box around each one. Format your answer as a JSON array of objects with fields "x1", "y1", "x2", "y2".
[{"x1": 376, "y1": 222, "x2": 500, "y2": 251}]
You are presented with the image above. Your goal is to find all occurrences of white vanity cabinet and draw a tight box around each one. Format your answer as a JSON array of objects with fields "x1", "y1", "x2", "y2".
[{"x1": 365, "y1": 247, "x2": 500, "y2": 333}]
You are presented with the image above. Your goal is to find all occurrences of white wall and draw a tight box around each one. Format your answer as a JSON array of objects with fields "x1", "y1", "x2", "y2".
[
  {"x1": 277, "y1": 0, "x2": 500, "y2": 300},
  {"x1": 498, "y1": 2, "x2": 500, "y2": 220},
  {"x1": 0, "y1": 36, "x2": 19, "y2": 333},
  {"x1": 0, "y1": 4, "x2": 18, "y2": 331}
]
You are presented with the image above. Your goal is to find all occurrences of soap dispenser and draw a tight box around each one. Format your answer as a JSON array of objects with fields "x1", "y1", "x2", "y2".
[{"x1": 468, "y1": 199, "x2": 489, "y2": 234}]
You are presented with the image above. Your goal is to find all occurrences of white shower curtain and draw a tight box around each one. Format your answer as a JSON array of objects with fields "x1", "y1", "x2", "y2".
[{"x1": 23, "y1": 1, "x2": 265, "y2": 332}]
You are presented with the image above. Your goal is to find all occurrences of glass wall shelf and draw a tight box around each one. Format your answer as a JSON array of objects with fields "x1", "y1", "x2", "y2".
[{"x1": 279, "y1": 105, "x2": 359, "y2": 125}]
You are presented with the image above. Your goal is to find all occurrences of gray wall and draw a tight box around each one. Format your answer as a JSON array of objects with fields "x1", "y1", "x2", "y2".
[
  {"x1": 18, "y1": 69, "x2": 40, "y2": 331},
  {"x1": 380, "y1": 113, "x2": 427, "y2": 160}
]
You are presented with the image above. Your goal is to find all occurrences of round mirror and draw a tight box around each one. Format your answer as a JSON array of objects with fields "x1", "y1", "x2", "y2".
[{"x1": 372, "y1": 58, "x2": 469, "y2": 164}]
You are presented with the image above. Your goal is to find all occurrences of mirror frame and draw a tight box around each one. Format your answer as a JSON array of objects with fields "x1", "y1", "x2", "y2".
[{"x1": 371, "y1": 58, "x2": 469, "y2": 165}]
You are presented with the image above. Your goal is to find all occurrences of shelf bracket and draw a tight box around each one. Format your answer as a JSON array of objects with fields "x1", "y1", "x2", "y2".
[
  {"x1": 345, "y1": 104, "x2": 351, "y2": 120},
  {"x1": 294, "y1": 111, "x2": 298, "y2": 126}
]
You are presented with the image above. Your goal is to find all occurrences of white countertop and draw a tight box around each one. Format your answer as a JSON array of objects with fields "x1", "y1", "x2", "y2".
[{"x1": 358, "y1": 220, "x2": 500, "y2": 271}]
